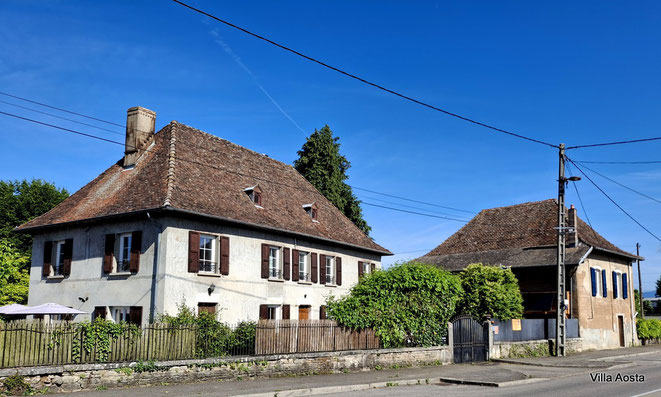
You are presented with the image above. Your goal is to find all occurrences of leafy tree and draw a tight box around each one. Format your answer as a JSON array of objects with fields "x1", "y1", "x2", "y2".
[
  {"x1": 457, "y1": 263, "x2": 524, "y2": 321},
  {"x1": 0, "y1": 240, "x2": 30, "y2": 305},
  {"x1": 0, "y1": 179, "x2": 69, "y2": 253},
  {"x1": 327, "y1": 262, "x2": 462, "y2": 347},
  {"x1": 293, "y1": 125, "x2": 371, "y2": 235}
]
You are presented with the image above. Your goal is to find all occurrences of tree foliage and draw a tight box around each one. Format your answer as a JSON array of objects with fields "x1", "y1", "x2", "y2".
[
  {"x1": 656, "y1": 275, "x2": 661, "y2": 298},
  {"x1": 0, "y1": 179, "x2": 69, "y2": 253},
  {"x1": 326, "y1": 262, "x2": 462, "y2": 347},
  {"x1": 457, "y1": 263, "x2": 524, "y2": 321},
  {"x1": 0, "y1": 240, "x2": 30, "y2": 305},
  {"x1": 293, "y1": 125, "x2": 371, "y2": 235}
]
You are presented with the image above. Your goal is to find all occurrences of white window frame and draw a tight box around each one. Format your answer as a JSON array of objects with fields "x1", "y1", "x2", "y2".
[
  {"x1": 362, "y1": 261, "x2": 371, "y2": 275},
  {"x1": 269, "y1": 246, "x2": 282, "y2": 279},
  {"x1": 117, "y1": 233, "x2": 132, "y2": 273},
  {"x1": 53, "y1": 240, "x2": 66, "y2": 276},
  {"x1": 267, "y1": 305, "x2": 279, "y2": 320},
  {"x1": 112, "y1": 306, "x2": 130, "y2": 323},
  {"x1": 298, "y1": 251, "x2": 310, "y2": 282},
  {"x1": 592, "y1": 266, "x2": 603, "y2": 297},
  {"x1": 614, "y1": 270, "x2": 623, "y2": 299},
  {"x1": 326, "y1": 256, "x2": 335, "y2": 284},
  {"x1": 199, "y1": 234, "x2": 219, "y2": 274}
]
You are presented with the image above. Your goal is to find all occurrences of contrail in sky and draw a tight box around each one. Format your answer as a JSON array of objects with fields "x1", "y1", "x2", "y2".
[{"x1": 210, "y1": 30, "x2": 307, "y2": 135}]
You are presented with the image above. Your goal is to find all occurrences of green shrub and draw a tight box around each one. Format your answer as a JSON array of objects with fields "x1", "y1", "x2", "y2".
[
  {"x1": 457, "y1": 263, "x2": 524, "y2": 321},
  {"x1": 327, "y1": 261, "x2": 462, "y2": 348},
  {"x1": 2, "y1": 373, "x2": 32, "y2": 395},
  {"x1": 637, "y1": 318, "x2": 661, "y2": 340},
  {"x1": 230, "y1": 321, "x2": 257, "y2": 354}
]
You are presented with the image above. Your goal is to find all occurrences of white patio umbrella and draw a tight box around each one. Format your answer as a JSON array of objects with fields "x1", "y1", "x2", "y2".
[
  {"x1": 0, "y1": 303, "x2": 28, "y2": 314},
  {"x1": 11, "y1": 303, "x2": 86, "y2": 315}
]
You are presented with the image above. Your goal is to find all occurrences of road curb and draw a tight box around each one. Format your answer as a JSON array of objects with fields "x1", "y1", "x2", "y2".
[{"x1": 230, "y1": 378, "x2": 434, "y2": 397}]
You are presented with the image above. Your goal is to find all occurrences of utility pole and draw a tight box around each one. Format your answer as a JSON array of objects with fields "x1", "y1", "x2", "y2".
[
  {"x1": 637, "y1": 243, "x2": 644, "y2": 318},
  {"x1": 556, "y1": 143, "x2": 567, "y2": 357}
]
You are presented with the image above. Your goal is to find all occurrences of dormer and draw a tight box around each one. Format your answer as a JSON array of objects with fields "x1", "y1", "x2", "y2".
[
  {"x1": 302, "y1": 203, "x2": 318, "y2": 221},
  {"x1": 244, "y1": 185, "x2": 263, "y2": 207}
]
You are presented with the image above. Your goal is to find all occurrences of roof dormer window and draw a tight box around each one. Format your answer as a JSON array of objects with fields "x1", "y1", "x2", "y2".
[
  {"x1": 244, "y1": 185, "x2": 263, "y2": 207},
  {"x1": 303, "y1": 203, "x2": 318, "y2": 221}
]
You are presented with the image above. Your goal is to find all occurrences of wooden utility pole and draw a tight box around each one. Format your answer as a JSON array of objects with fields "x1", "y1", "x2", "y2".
[
  {"x1": 556, "y1": 143, "x2": 567, "y2": 357},
  {"x1": 637, "y1": 243, "x2": 644, "y2": 318}
]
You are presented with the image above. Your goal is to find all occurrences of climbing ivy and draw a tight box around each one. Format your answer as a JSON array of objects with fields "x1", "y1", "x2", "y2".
[{"x1": 69, "y1": 319, "x2": 141, "y2": 363}]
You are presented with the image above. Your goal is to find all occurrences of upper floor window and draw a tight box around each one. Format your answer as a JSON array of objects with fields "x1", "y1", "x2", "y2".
[
  {"x1": 104, "y1": 231, "x2": 142, "y2": 275},
  {"x1": 590, "y1": 267, "x2": 606, "y2": 298},
  {"x1": 245, "y1": 185, "x2": 263, "y2": 207},
  {"x1": 303, "y1": 203, "x2": 318, "y2": 221},
  {"x1": 325, "y1": 256, "x2": 335, "y2": 284},
  {"x1": 199, "y1": 234, "x2": 217, "y2": 273},
  {"x1": 269, "y1": 246, "x2": 282, "y2": 279},
  {"x1": 42, "y1": 239, "x2": 73, "y2": 278},
  {"x1": 118, "y1": 233, "x2": 132, "y2": 273},
  {"x1": 359, "y1": 261, "x2": 375, "y2": 277},
  {"x1": 298, "y1": 251, "x2": 310, "y2": 282}
]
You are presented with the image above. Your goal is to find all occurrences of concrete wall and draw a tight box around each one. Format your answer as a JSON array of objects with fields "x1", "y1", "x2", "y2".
[
  {"x1": 159, "y1": 217, "x2": 381, "y2": 323},
  {"x1": 0, "y1": 347, "x2": 450, "y2": 393},
  {"x1": 27, "y1": 215, "x2": 382, "y2": 325},
  {"x1": 490, "y1": 338, "x2": 583, "y2": 359},
  {"x1": 575, "y1": 254, "x2": 636, "y2": 349}
]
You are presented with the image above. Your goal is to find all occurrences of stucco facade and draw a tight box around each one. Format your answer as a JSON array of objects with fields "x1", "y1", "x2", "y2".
[{"x1": 27, "y1": 215, "x2": 382, "y2": 325}]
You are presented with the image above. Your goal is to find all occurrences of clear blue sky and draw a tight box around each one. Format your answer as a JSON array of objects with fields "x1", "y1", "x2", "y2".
[{"x1": 1, "y1": 1, "x2": 660, "y2": 291}]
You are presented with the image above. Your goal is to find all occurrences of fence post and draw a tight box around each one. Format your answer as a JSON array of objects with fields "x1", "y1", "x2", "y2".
[
  {"x1": 1, "y1": 323, "x2": 7, "y2": 367},
  {"x1": 484, "y1": 320, "x2": 492, "y2": 361},
  {"x1": 447, "y1": 322, "x2": 453, "y2": 363}
]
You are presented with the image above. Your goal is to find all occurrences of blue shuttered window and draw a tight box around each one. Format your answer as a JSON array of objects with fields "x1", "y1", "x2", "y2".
[
  {"x1": 612, "y1": 271, "x2": 619, "y2": 299},
  {"x1": 623, "y1": 273, "x2": 629, "y2": 299},
  {"x1": 602, "y1": 269, "x2": 607, "y2": 297},
  {"x1": 590, "y1": 268, "x2": 597, "y2": 297}
]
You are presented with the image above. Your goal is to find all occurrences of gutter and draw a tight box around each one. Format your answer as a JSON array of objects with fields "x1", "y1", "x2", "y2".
[{"x1": 146, "y1": 212, "x2": 163, "y2": 323}]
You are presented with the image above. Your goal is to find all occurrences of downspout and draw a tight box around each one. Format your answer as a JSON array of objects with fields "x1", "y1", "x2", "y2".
[
  {"x1": 147, "y1": 212, "x2": 163, "y2": 323},
  {"x1": 629, "y1": 262, "x2": 636, "y2": 345}
]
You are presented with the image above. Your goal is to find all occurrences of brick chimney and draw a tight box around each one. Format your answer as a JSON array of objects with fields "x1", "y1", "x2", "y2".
[
  {"x1": 567, "y1": 204, "x2": 578, "y2": 247},
  {"x1": 124, "y1": 106, "x2": 156, "y2": 167}
]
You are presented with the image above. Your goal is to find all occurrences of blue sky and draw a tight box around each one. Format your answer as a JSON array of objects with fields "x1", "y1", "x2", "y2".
[{"x1": 1, "y1": 1, "x2": 660, "y2": 291}]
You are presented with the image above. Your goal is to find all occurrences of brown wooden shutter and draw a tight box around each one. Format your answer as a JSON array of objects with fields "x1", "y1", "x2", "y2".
[
  {"x1": 42, "y1": 241, "x2": 53, "y2": 277},
  {"x1": 188, "y1": 231, "x2": 200, "y2": 273},
  {"x1": 259, "y1": 304, "x2": 268, "y2": 319},
  {"x1": 93, "y1": 306, "x2": 107, "y2": 321},
  {"x1": 261, "y1": 244, "x2": 270, "y2": 278},
  {"x1": 370, "y1": 263, "x2": 376, "y2": 273},
  {"x1": 358, "y1": 261, "x2": 364, "y2": 277},
  {"x1": 103, "y1": 234, "x2": 115, "y2": 274},
  {"x1": 220, "y1": 236, "x2": 230, "y2": 275},
  {"x1": 130, "y1": 231, "x2": 142, "y2": 273},
  {"x1": 282, "y1": 304, "x2": 290, "y2": 319},
  {"x1": 62, "y1": 238, "x2": 73, "y2": 276},
  {"x1": 292, "y1": 250, "x2": 300, "y2": 281},
  {"x1": 320, "y1": 305, "x2": 327, "y2": 320},
  {"x1": 336, "y1": 257, "x2": 342, "y2": 286},
  {"x1": 311, "y1": 253, "x2": 318, "y2": 283},
  {"x1": 319, "y1": 254, "x2": 327, "y2": 285},
  {"x1": 283, "y1": 247, "x2": 291, "y2": 280},
  {"x1": 129, "y1": 306, "x2": 143, "y2": 326}
]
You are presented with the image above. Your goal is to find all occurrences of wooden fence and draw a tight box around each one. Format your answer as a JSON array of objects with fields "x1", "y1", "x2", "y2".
[{"x1": 255, "y1": 320, "x2": 380, "y2": 355}]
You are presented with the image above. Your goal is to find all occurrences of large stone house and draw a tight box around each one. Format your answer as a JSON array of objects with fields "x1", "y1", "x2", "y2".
[
  {"x1": 417, "y1": 199, "x2": 641, "y2": 349},
  {"x1": 16, "y1": 107, "x2": 391, "y2": 325}
]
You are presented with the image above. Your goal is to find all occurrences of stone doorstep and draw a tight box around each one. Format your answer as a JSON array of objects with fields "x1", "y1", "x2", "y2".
[{"x1": 0, "y1": 346, "x2": 450, "y2": 378}]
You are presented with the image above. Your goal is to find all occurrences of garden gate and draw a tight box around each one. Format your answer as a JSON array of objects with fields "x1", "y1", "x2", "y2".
[{"x1": 451, "y1": 315, "x2": 488, "y2": 363}]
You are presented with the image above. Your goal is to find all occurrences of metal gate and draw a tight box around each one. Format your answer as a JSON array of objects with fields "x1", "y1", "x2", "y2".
[{"x1": 452, "y1": 315, "x2": 488, "y2": 363}]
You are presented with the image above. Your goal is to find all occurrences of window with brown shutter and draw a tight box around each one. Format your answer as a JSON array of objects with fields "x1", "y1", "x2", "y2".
[
  {"x1": 283, "y1": 247, "x2": 291, "y2": 280},
  {"x1": 103, "y1": 234, "x2": 115, "y2": 274},
  {"x1": 261, "y1": 244, "x2": 270, "y2": 278},
  {"x1": 358, "y1": 261, "x2": 364, "y2": 277},
  {"x1": 130, "y1": 231, "x2": 142, "y2": 273},
  {"x1": 319, "y1": 254, "x2": 327, "y2": 285},
  {"x1": 320, "y1": 305, "x2": 327, "y2": 320},
  {"x1": 282, "y1": 304, "x2": 290, "y2": 319},
  {"x1": 336, "y1": 257, "x2": 342, "y2": 286},
  {"x1": 93, "y1": 306, "x2": 107, "y2": 321},
  {"x1": 42, "y1": 241, "x2": 53, "y2": 277},
  {"x1": 62, "y1": 239, "x2": 73, "y2": 276},
  {"x1": 292, "y1": 250, "x2": 300, "y2": 281},
  {"x1": 220, "y1": 236, "x2": 230, "y2": 275},
  {"x1": 129, "y1": 306, "x2": 142, "y2": 327},
  {"x1": 188, "y1": 231, "x2": 200, "y2": 273},
  {"x1": 311, "y1": 253, "x2": 318, "y2": 283},
  {"x1": 259, "y1": 304, "x2": 268, "y2": 320}
]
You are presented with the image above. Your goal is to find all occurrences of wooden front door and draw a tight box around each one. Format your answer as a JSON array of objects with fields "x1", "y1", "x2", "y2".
[
  {"x1": 618, "y1": 315, "x2": 625, "y2": 347},
  {"x1": 298, "y1": 305, "x2": 311, "y2": 320}
]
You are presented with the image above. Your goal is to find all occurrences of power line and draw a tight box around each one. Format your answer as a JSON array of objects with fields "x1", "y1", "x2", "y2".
[
  {"x1": 572, "y1": 160, "x2": 661, "y2": 165},
  {"x1": 567, "y1": 136, "x2": 661, "y2": 150},
  {"x1": 0, "y1": 91, "x2": 125, "y2": 128},
  {"x1": 356, "y1": 193, "x2": 462, "y2": 217},
  {"x1": 361, "y1": 202, "x2": 469, "y2": 222},
  {"x1": 566, "y1": 156, "x2": 661, "y2": 242},
  {"x1": 351, "y1": 186, "x2": 476, "y2": 214},
  {"x1": 0, "y1": 99, "x2": 125, "y2": 136},
  {"x1": 565, "y1": 160, "x2": 593, "y2": 229},
  {"x1": 170, "y1": 0, "x2": 559, "y2": 149},
  {"x1": 574, "y1": 162, "x2": 661, "y2": 206}
]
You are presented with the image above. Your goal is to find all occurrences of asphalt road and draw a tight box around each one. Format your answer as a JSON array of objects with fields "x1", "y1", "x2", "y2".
[{"x1": 341, "y1": 354, "x2": 661, "y2": 397}]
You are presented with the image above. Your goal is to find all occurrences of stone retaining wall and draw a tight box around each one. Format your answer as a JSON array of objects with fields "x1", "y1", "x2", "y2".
[
  {"x1": 0, "y1": 346, "x2": 451, "y2": 394},
  {"x1": 490, "y1": 338, "x2": 583, "y2": 359}
]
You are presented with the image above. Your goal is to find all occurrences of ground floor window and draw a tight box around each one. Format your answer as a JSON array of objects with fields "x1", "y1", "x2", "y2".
[{"x1": 198, "y1": 302, "x2": 217, "y2": 316}]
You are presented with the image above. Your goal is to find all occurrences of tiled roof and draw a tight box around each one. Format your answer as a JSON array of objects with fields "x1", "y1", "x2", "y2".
[
  {"x1": 18, "y1": 122, "x2": 390, "y2": 255},
  {"x1": 418, "y1": 199, "x2": 638, "y2": 267}
]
